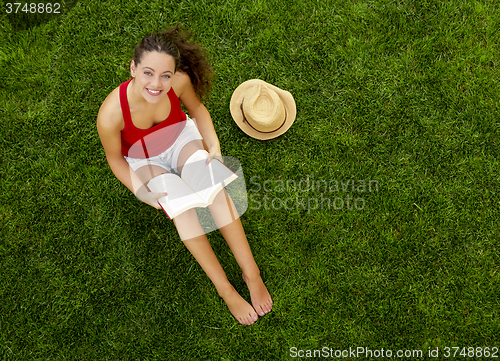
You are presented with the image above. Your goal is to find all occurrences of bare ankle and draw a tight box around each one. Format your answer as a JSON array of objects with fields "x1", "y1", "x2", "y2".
[
  {"x1": 215, "y1": 282, "x2": 237, "y2": 298},
  {"x1": 242, "y1": 270, "x2": 261, "y2": 283}
]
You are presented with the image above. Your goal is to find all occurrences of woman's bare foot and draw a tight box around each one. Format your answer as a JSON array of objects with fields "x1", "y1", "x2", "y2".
[
  {"x1": 242, "y1": 273, "x2": 273, "y2": 316},
  {"x1": 219, "y1": 286, "x2": 258, "y2": 325}
]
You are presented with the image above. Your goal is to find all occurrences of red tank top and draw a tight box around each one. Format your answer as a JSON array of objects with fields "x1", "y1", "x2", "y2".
[{"x1": 120, "y1": 78, "x2": 186, "y2": 158}]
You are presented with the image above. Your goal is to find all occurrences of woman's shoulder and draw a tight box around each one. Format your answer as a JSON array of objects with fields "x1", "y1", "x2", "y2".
[
  {"x1": 171, "y1": 70, "x2": 193, "y2": 97},
  {"x1": 97, "y1": 86, "x2": 124, "y2": 131},
  {"x1": 171, "y1": 71, "x2": 202, "y2": 113}
]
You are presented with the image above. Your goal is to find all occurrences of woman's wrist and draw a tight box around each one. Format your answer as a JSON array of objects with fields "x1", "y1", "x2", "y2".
[{"x1": 206, "y1": 141, "x2": 221, "y2": 152}]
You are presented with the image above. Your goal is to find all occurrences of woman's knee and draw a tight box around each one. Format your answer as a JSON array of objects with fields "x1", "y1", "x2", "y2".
[
  {"x1": 210, "y1": 190, "x2": 230, "y2": 208},
  {"x1": 208, "y1": 190, "x2": 238, "y2": 226},
  {"x1": 174, "y1": 208, "x2": 199, "y2": 225},
  {"x1": 173, "y1": 208, "x2": 205, "y2": 240}
]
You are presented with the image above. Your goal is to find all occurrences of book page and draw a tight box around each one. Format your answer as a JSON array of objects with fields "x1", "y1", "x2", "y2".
[
  {"x1": 147, "y1": 173, "x2": 205, "y2": 217},
  {"x1": 180, "y1": 150, "x2": 238, "y2": 204}
]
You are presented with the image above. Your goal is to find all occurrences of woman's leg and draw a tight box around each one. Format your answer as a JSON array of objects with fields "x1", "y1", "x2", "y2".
[
  {"x1": 173, "y1": 210, "x2": 258, "y2": 325},
  {"x1": 134, "y1": 160, "x2": 257, "y2": 325},
  {"x1": 176, "y1": 141, "x2": 273, "y2": 316},
  {"x1": 208, "y1": 191, "x2": 273, "y2": 316},
  {"x1": 175, "y1": 140, "x2": 259, "y2": 324}
]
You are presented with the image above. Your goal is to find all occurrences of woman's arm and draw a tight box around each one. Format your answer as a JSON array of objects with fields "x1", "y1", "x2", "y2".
[
  {"x1": 96, "y1": 99, "x2": 141, "y2": 192},
  {"x1": 174, "y1": 72, "x2": 221, "y2": 161},
  {"x1": 96, "y1": 96, "x2": 163, "y2": 208}
]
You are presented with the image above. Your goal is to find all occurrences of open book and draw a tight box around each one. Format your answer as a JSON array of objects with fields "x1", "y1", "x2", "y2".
[{"x1": 147, "y1": 150, "x2": 238, "y2": 219}]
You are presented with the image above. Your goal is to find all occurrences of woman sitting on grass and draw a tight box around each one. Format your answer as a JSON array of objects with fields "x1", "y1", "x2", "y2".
[{"x1": 96, "y1": 26, "x2": 272, "y2": 325}]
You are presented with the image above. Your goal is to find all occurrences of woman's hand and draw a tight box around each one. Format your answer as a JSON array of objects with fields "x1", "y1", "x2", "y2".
[
  {"x1": 206, "y1": 144, "x2": 222, "y2": 164},
  {"x1": 135, "y1": 185, "x2": 167, "y2": 209}
]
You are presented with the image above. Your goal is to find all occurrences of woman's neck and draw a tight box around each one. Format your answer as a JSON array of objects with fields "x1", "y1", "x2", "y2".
[{"x1": 128, "y1": 78, "x2": 154, "y2": 109}]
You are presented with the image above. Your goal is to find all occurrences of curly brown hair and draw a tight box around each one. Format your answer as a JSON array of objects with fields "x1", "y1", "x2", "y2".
[{"x1": 133, "y1": 26, "x2": 213, "y2": 101}]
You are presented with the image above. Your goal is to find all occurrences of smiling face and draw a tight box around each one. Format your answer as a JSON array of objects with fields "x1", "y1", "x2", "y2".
[{"x1": 130, "y1": 51, "x2": 176, "y2": 103}]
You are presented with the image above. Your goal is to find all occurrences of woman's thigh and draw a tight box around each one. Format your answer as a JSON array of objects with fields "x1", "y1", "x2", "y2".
[
  {"x1": 134, "y1": 164, "x2": 170, "y2": 184},
  {"x1": 175, "y1": 139, "x2": 205, "y2": 175}
]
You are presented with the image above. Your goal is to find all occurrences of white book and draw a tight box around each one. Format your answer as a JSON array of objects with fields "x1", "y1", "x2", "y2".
[{"x1": 147, "y1": 150, "x2": 238, "y2": 219}]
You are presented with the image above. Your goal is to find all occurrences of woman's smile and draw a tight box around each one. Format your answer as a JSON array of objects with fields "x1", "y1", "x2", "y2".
[{"x1": 146, "y1": 88, "x2": 163, "y2": 96}]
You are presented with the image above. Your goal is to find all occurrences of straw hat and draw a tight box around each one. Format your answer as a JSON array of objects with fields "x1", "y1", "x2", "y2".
[{"x1": 230, "y1": 79, "x2": 296, "y2": 140}]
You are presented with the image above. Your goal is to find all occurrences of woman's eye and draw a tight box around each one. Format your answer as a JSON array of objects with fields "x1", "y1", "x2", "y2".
[
  {"x1": 144, "y1": 72, "x2": 151, "y2": 75},
  {"x1": 163, "y1": 75, "x2": 171, "y2": 79}
]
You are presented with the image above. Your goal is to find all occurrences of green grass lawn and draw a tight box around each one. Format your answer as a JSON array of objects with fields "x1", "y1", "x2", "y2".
[{"x1": 1, "y1": 0, "x2": 499, "y2": 359}]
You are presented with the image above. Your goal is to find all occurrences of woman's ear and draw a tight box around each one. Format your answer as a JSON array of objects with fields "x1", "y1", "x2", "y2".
[{"x1": 130, "y1": 60, "x2": 136, "y2": 77}]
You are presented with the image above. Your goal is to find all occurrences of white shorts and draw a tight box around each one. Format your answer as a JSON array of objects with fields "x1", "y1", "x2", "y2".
[{"x1": 124, "y1": 117, "x2": 203, "y2": 173}]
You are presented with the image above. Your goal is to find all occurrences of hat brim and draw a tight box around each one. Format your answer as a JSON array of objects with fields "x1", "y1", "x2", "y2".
[{"x1": 230, "y1": 79, "x2": 296, "y2": 140}]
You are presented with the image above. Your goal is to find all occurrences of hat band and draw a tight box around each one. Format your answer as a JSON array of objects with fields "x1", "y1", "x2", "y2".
[{"x1": 240, "y1": 100, "x2": 287, "y2": 134}]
